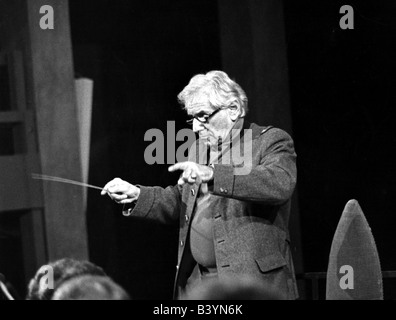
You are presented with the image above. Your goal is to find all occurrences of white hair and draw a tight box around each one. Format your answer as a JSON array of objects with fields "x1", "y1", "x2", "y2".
[{"x1": 177, "y1": 70, "x2": 248, "y2": 117}]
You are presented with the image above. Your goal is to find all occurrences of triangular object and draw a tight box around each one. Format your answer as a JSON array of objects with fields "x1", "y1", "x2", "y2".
[{"x1": 326, "y1": 200, "x2": 383, "y2": 300}]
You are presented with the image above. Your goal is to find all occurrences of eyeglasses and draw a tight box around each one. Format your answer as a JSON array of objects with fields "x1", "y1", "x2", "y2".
[{"x1": 186, "y1": 108, "x2": 222, "y2": 125}]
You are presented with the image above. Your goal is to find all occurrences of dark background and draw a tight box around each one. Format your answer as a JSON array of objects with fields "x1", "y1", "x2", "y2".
[{"x1": 66, "y1": 0, "x2": 396, "y2": 299}]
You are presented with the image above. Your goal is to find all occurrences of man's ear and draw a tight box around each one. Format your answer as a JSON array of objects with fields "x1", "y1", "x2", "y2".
[{"x1": 228, "y1": 104, "x2": 240, "y2": 121}]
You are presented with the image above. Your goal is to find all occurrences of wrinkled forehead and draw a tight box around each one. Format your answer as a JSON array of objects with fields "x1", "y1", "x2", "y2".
[{"x1": 185, "y1": 95, "x2": 213, "y2": 115}]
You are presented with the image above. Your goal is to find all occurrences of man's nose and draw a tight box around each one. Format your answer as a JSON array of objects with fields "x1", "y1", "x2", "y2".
[{"x1": 192, "y1": 119, "x2": 205, "y2": 133}]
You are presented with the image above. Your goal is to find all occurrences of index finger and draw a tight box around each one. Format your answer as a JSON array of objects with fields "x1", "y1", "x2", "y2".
[
  {"x1": 168, "y1": 162, "x2": 189, "y2": 172},
  {"x1": 100, "y1": 178, "x2": 122, "y2": 195}
]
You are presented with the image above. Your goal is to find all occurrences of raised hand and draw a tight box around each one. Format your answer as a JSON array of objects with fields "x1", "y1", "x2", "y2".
[
  {"x1": 101, "y1": 177, "x2": 140, "y2": 204},
  {"x1": 168, "y1": 162, "x2": 213, "y2": 186}
]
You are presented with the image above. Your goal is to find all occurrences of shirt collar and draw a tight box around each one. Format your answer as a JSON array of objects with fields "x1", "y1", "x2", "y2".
[{"x1": 211, "y1": 117, "x2": 245, "y2": 152}]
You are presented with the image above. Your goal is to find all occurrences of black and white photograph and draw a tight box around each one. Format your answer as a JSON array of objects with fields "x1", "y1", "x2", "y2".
[{"x1": 0, "y1": 0, "x2": 396, "y2": 307}]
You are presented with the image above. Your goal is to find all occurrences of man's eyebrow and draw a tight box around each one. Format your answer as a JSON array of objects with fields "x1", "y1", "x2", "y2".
[{"x1": 188, "y1": 102, "x2": 208, "y2": 108}]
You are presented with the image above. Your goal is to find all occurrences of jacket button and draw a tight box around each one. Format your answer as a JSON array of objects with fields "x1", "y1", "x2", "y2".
[
  {"x1": 220, "y1": 187, "x2": 224, "y2": 193},
  {"x1": 185, "y1": 215, "x2": 189, "y2": 223},
  {"x1": 224, "y1": 189, "x2": 228, "y2": 194},
  {"x1": 191, "y1": 189, "x2": 195, "y2": 196},
  {"x1": 180, "y1": 240, "x2": 184, "y2": 247}
]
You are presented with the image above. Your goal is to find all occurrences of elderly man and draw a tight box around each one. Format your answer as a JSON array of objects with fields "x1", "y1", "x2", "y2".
[{"x1": 101, "y1": 70, "x2": 298, "y2": 299}]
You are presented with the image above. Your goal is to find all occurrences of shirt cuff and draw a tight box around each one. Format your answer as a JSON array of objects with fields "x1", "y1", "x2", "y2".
[{"x1": 122, "y1": 201, "x2": 137, "y2": 217}]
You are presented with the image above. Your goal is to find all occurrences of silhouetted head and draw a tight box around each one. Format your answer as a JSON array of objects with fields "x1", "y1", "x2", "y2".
[
  {"x1": 182, "y1": 275, "x2": 285, "y2": 300},
  {"x1": 26, "y1": 258, "x2": 106, "y2": 300},
  {"x1": 52, "y1": 275, "x2": 130, "y2": 300}
]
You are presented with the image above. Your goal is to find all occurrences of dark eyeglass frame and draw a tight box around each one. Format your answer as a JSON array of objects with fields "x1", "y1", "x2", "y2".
[{"x1": 186, "y1": 108, "x2": 222, "y2": 125}]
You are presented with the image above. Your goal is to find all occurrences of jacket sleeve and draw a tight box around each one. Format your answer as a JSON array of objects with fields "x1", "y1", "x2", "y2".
[
  {"x1": 212, "y1": 128, "x2": 297, "y2": 204},
  {"x1": 124, "y1": 183, "x2": 182, "y2": 225}
]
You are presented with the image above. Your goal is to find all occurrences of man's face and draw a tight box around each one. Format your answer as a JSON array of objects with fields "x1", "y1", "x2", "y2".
[{"x1": 187, "y1": 99, "x2": 232, "y2": 147}]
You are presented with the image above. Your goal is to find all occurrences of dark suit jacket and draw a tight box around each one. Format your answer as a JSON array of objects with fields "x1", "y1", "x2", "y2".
[{"x1": 124, "y1": 121, "x2": 298, "y2": 299}]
